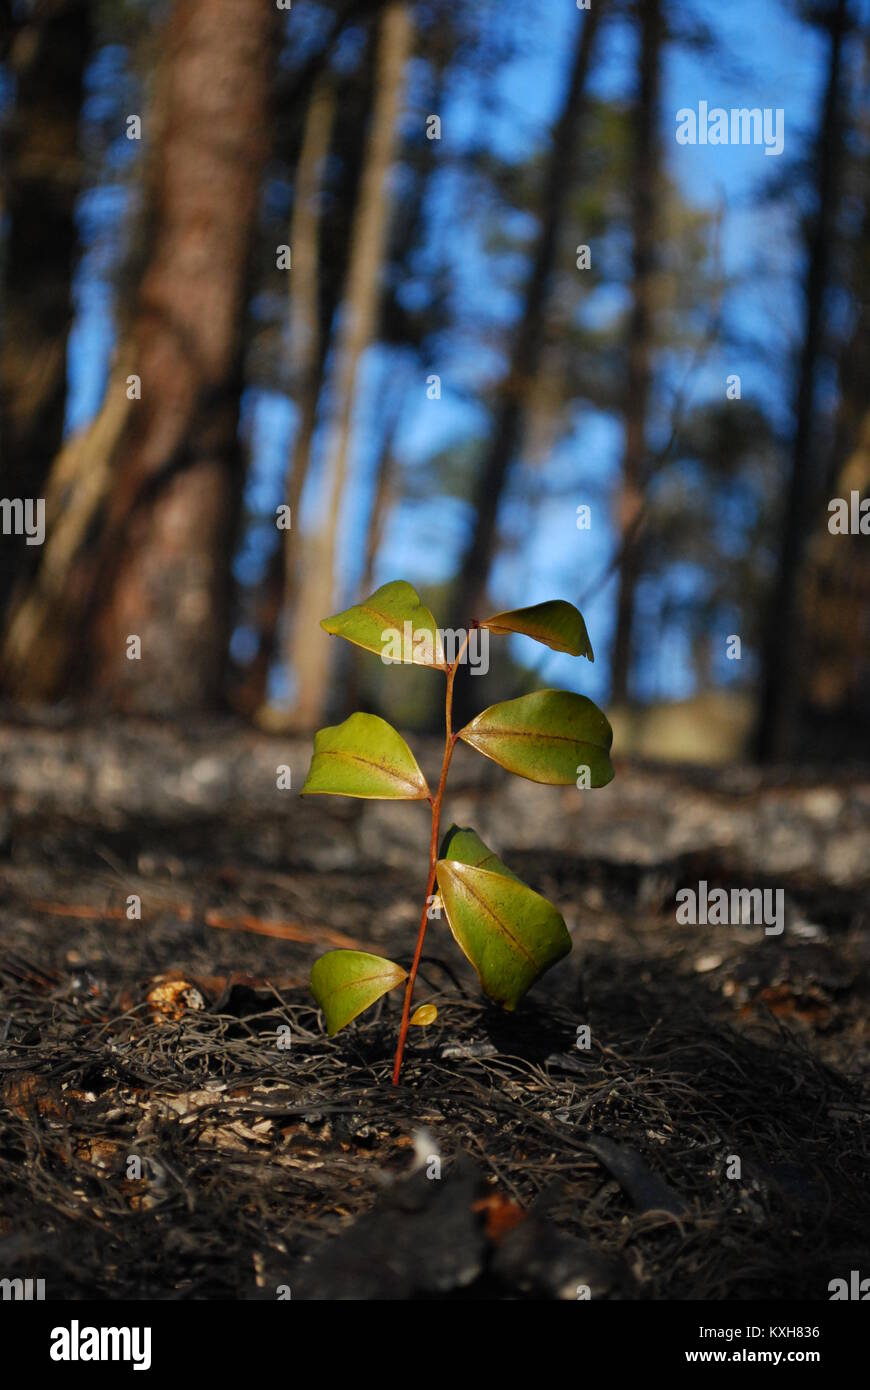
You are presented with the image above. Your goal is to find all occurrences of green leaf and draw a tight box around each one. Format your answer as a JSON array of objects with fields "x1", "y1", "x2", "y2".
[
  {"x1": 458, "y1": 689, "x2": 614, "y2": 786},
  {"x1": 300, "y1": 712, "x2": 430, "y2": 800},
  {"x1": 321, "y1": 580, "x2": 446, "y2": 668},
  {"x1": 310, "y1": 950, "x2": 407, "y2": 1036},
  {"x1": 435, "y1": 859, "x2": 571, "y2": 1010},
  {"x1": 438, "y1": 824, "x2": 521, "y2": 881},
  {"x1": 481, "y1": 600, "x2": 594, "y2": 660}
]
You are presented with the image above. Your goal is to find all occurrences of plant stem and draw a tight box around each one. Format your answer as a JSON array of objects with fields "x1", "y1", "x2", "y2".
[{"x1": 391, "y1": 638, "x2": 468, "y2": 1085}]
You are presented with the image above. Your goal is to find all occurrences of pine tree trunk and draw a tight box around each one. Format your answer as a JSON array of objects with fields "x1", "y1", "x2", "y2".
[
  {"x1": 802, "y1": 169, "x2": 870, "y2": 725},
  {"x1": 277, "y1": 79, "x2": 336, "y2": 680},
  {"x1": 287, "y1": 1, "x2": 412, "y2": 730},
  {"x1": 756, "y1": 0, "x2": 849, "y2": 759},
  {"x1": 803, "y1": 405, "x2": 870, "y2": 723},
  {"x1": 0, "y1": 0, "x2": 93, "y2": 623},
  {"x1": 609, "y1": 0, "x2": 663, "y2": 706},
  {"x1": 83, "y1": 0, "x2": 276, "y2": 712},
  {"x1": 342, "y1": 376, "x2": 404, "y2": 715},
  {"x1": 235, "y1": 77, "x2": 336, "y2": 717}
]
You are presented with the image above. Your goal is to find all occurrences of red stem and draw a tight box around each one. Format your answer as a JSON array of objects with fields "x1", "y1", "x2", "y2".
[{"x1": 391, "y1": 640, "x2": 467, "y2": 1085}]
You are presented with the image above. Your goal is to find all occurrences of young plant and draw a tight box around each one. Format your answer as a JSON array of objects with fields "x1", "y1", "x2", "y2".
[{"x1": 301, "y1": 581, "x2": 614, "y2": 1085}]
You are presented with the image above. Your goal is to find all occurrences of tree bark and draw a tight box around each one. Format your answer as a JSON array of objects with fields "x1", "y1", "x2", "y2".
[
  {"x1": 609, "y1": 0, "x2": 663, "y2": 705},
  {"x1": 802, "y1": 150, "x2": 870, "y2": 723},
  {"x1": 287, "y1": 0, "x2": 413, "y2": 730},
  {"x1": 756, "y1": 0, "x2": 850, "y2": 759},
  {"x1": 234, "y1": 77, "x2": 337, "y2": 718},
  {"x1": 802, "y1": 405, "x2": 870, "y2": 721},
  {"x1": 341, "y1": 371, "x2": 405, "y2": 715},
  {"x1": 277, "y1": 79, "x2": 336, "y2": 679},
  {"x1": 85, "y1": 0, "x2": 276, "y2": 713},
  {"x1": 0, "y1": 0, "x2": 93, "y2": 623}
]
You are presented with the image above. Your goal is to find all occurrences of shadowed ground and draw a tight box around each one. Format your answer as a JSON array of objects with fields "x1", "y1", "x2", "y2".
[{"x1": 0, "y1": 717, "x2": 867, "y2": 1299}]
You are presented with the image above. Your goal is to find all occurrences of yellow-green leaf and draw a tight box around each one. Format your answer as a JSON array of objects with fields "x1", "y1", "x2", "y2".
[
  {"x1": 481, "y1": 600, "x2": 594, "y2": 659},
  {"x1": 310, "y1": 950, "x2": 407, "y2": 1036},
  {"x1": 300, "y1": 712, "x2": 430, "y2": 800},
  {"x1": 435, "y1": 860, "x2": 571, "y2": 1010},
  {"x1": 410, "y1": 1003, "x2": 438, "y2": 1026},
  {"x1": 458, "y1": 689, "x2": 613, "y2": 786},
  {"x1": 321, "y1": 580, "x2": 446, "y2": 668},
  {"x1": 438, "y1": 824, "x2": 521, "y2": 881}
]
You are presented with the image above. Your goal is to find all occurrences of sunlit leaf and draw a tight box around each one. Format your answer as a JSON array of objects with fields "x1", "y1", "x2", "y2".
[
  {"x1": 435, "y1": 859, "x2": 571, "y2": 1010},
  {"x1": 481, "y1": 600, "x2": 594, "y2": 659},
  {"x1": 300, "y1": 712, "x2": 430, "y2": 800},
  {"x1": 458, "y1": 689, "x2": 613, "y2": 786},
  {"x1": 438, "y1": 824, "x2": 521, "y2": 881},
  {"x1": 321, "y1": 580, "x2": 446, "y2": 668},
  {"x1": 310, "y1": 950, "x2": 407, "y2": 1036},
  {"x1": 410, "y1": 1003, "x2": 438, "y2": 1026}
]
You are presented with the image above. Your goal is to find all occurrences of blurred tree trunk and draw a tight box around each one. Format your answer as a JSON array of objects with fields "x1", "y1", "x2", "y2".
[
  {"x1": 235, "y1": 37, "x2": 377, "y2": 719},
  {"x1": 88, "y1": 0, "x2": 276, "y2": 712},
  {"x1": 450, "y1": 2, "x2": 604, "y2": 634},
  {"x1": 609, "y1": 0, "x2": 663, "y2": 705},
  {"x1": 803, "y1": 142, "x2": 870, "y2": 730},
  {"x1": 287, "y1": 0, "x2": 412, "y2": 730},
  {"x1": 342, "y1": 372, "x2": 405, "y2": 714},
  {"x1": 236, "y1": 77, "x2": 337, "y2": 717},
  {"x1": 277, "y1": 78, "x2": 336, "y2": 686},
  {"x1": 1, "y1": 0, "x2": 276, "y2": 711},
  {"x1": 0, "y1": 0, "x2": 93, "y2": 624},
  {"x1": 803, "y1": 405, "x2": 870, "y2": 727},
  {"x1": 360, "y1": 398, "x2": 401, "y2": 599},
  {"x1": 757, "y1": 0, "x2": 849, "y2": 759}
]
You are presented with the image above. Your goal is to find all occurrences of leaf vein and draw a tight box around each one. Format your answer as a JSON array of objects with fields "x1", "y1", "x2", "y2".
[
  {"x1": 320, "y1": 748, "x2": 422, "y2": 793},
  {"x1": 451, "y1": 871, "x2": 539, "y2": 968}
]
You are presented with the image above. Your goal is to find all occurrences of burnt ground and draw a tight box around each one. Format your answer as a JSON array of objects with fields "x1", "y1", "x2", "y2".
[{"x1": 0, "y1": 714, "x2": 868, "y2": 1300}]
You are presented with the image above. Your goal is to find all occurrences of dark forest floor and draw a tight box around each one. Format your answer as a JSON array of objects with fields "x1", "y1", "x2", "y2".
[{"x1": 0, "y1": 714, "x2": 867, "y2": 1300}]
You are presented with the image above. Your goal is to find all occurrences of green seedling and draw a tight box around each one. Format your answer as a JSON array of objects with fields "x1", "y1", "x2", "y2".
[{"x1": 301, "y1": 580, "x2": 614, "y2": 1085}]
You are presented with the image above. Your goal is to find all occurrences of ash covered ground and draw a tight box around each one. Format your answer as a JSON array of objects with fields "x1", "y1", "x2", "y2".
[{"x1": 0, "y1": 715, "x2": 867, "y2": 1299}]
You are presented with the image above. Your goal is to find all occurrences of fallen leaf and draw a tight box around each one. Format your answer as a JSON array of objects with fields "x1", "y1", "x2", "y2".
[{"x1": 410, "y1": 1003, "x2": 438, "y2": 1026}]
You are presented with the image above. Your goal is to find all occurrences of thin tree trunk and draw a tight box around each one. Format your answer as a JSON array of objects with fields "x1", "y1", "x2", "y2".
[
  {"x1": 236, "y1": 77, "x2": 337, "y2": 717},
  {"x1": 803, "y1": 404, "x2": 870, "y2": 718},
  {"x1": 450, "y1": 2, "x2": 605, "y2": 633},
  {"x1": 803, "y1": 146, "x2": 870, "y2": 719},
  {"x1": 278, "y1": 79, "x2": 336, "y2": 671},
  {"x1": 287, "y1": 0, "x2": 413, "y2": 729},
  {"x1": 0, "y1": 0, "x2": 93, "y2": 623},
  {"x1": 756, "y1": 0, "x2": 850, "y2": 759},
  {"x1": 0, "y1": 357, "x2": 134, "y2": 697},
  {"x1": 360, "y1": 403, "x2": 401, "y2": 599},
  {"x1": 342, "y1": 374, "x2": 404, "y2": 714},
  {"x1": 609, "y1": 0, "x2": 663, "y2": 705}
]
